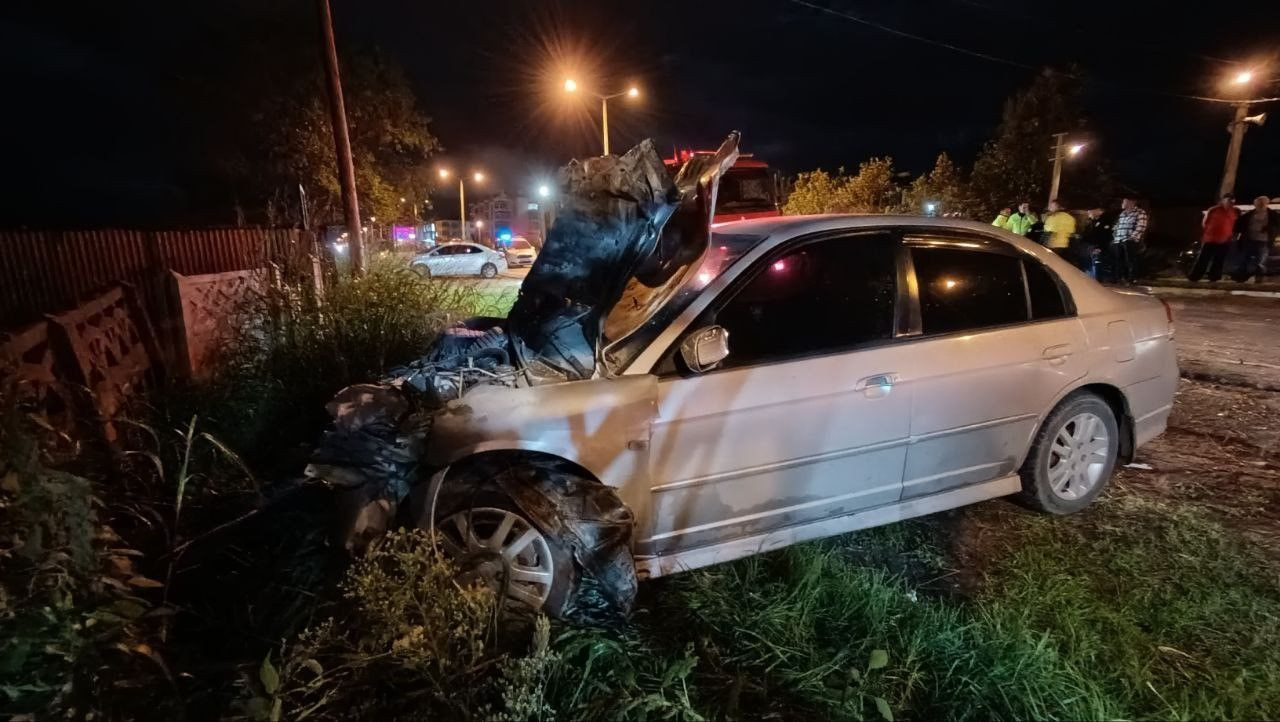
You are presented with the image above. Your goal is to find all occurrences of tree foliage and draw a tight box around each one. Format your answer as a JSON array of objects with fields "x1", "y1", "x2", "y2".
[
  {"x1": 246, "y1": 54, "x2": 440, "y2": 226},
  {"x1": 903, "y1": 152, "x2": 973, "y2": 216},
  {"x1": 783, "y1": 157, "x2": 900, "y2": 215},
  {"x1": 967, "y1": 69, "x2": 1085, "y2": 219}
]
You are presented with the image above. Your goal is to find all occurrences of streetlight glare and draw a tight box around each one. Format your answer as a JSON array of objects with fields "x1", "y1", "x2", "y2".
[
  {"x1": 627, "y1": 86, "x2": 639, "y2": 98},
  {"x1": 538, "y1": 184, "x2": 550, "y2": 198},
  {"x1": 473, "y1": 171, "x2": 485, "y2": 183},
  {"x1": 1069, "y1": 143, "x2": 1085, "y2": 155},
  {"x1": 1234, "y1": 70, "x2": 1254, "y2": 85},
  {"x1": 476, "y1": 220, "x2": 484, "y2": 228},
  {"x1": 564, "y1": 78, "x2": 577, "y2": 93},
  {"x1": 399, "y1": 196, "x2": 406, "y2": 203},
  {"x1": 438, "y1": 168, "x2": 450, "y2": 179}
]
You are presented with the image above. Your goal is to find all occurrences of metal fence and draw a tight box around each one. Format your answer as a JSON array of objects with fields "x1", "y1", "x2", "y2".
[{"x1": 0, "y1": 228, "x2": 317, "y2": 326}]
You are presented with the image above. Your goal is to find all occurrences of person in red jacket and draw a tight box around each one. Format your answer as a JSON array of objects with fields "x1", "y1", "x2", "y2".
[{"x1": 1189, "y1": 194, "x2": 1239, "y2": 282}]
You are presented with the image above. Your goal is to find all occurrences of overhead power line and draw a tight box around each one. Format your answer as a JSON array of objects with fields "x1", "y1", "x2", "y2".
[{"x1": 785, "y1": 0, "x2": 1280, "y2": 105}]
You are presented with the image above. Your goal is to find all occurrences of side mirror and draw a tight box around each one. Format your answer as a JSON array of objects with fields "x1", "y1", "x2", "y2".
[{"x1": 679, "y1": 325, "x2": 730, "y2": 373}]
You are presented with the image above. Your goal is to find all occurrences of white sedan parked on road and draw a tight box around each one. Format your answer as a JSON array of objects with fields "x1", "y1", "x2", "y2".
[{"x1": 410, "y1": 243, "x2": 507, "y2": 278}]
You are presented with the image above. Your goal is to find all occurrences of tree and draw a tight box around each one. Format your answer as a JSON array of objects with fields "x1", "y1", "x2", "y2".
[
  {"x1": 250, "y1": 54, "x2": 440, "y2": 227},
  {"x1": 968, "y1": 69, "x2": 1087, "y2": 220},
  {"x1": 782, "y1": 157, "x2": 900, "y2": 215},
  {"x1": 903, "y1": 152, "x2": 973, "y2": 216}
]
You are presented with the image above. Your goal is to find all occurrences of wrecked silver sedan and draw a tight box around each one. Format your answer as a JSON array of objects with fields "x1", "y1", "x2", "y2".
[{"x1": 306, "y1": 133, "x2": 1178, "y2": 621}]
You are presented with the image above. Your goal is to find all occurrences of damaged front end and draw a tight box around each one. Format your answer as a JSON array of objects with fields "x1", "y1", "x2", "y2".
[{"x1": 304, "y1": 133, "x2": 739, "y2": 617}]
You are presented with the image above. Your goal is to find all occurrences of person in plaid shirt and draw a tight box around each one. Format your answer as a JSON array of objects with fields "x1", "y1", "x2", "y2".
[{"x1": 1110, "y1": 197, "x2": 1148, "y2": 283}]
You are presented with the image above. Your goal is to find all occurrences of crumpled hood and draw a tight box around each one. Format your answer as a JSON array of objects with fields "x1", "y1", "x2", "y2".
[{"x1": 507, "y1": 132, "x2": 740, "y2": 383}]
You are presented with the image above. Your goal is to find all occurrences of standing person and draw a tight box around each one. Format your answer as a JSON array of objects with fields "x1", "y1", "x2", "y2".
[
  {"x1": 1231, "y1": 196, "x2": 1280, "y2": 283},
  {"x1": 993, "y1": 201, "x2": 1038, "y2": 236},
  {"x1": 1042, "y1": 199, "x2": 1077, "y2": 257},
  {"x1": 1110, "y1": 197, "x2": 1149, "y2": 284},
  {"x1": 1189, "y1": 194, "x2": 1239, "y2": 282},
  {"x1": 1079, "y1": 207, "x2": 1111, "y2": 277}
]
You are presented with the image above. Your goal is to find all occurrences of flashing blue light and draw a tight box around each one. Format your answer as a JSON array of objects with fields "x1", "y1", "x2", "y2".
[{"x1": 498, "y1": 231, "x2": 512, "y2": 242}]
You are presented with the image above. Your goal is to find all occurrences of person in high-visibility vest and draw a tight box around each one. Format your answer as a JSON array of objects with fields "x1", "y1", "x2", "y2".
[
  {"x1": 1042, "y1": 199, "x2": 1077, "y2": 253},
  {"x1": 992, "y1": 201, "x2": 1038, "y2": 236}
]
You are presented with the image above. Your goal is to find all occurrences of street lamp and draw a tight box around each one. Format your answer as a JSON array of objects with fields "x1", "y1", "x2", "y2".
[
  {"x1": 564, "y1": 78, "x2": 641, "y2": 155},
  {"x1": 438, "y1": 167, "x2": 485, "y2": 242},
  {"x1": 1218, "y1": 68, "x2": 1268, "y2": 198},
  {"x1": 1047, "y1": 133, "x2": 1085, "y2": 207}
]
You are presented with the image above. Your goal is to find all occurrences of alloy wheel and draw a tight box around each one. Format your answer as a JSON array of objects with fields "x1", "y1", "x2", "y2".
[
  {"x1": 1046, "y1": 412, "x2": 1111, "y2": 501},
  {"x1": 440, "y1": 507, "x2": 555, "y2": 609}
]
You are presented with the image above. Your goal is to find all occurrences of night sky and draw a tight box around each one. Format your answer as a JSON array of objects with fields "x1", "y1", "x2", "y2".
[{"x1": 3, "y1": 0, "x2": 1278, "y2": 227}]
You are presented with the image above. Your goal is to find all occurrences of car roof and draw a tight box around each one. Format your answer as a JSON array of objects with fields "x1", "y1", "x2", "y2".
[{"x1": 710, "y1": 213, "x2": 1125, "y2": 312}]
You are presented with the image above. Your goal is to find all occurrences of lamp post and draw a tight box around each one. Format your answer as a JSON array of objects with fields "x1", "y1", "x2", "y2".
[
  {"x1": 1048, "y1": 133, "x2": 1086, "y2": 207},
  {"x1": 439, "y1": 169, "x2": 484, "y2": 242},
  {"x1": 564, "y1": 79, "x2": 640, "y2": 155}
]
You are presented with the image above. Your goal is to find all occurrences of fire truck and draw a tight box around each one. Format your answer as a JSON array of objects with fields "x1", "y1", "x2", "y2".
[{"x1": 666, "y1": 149, "x2": 781, "y2": 223}]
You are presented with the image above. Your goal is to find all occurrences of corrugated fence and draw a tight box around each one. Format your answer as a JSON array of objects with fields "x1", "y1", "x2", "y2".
[{"x1": 0, "y1": 228, "x2": 317, "y2": 326}]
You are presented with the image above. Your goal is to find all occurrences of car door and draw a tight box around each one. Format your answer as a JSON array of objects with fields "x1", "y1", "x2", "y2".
[
  {"x1": 899, "y1": 234, "x2": 1089, "y2": 499},
  {"x1": 425, "y1": 246, "x2": 458, "y2": 275},
  {"x1": 638, "y1": 231, "x2": 916, "y2": 557},
  {"x1": 455, "y1": 245, "x2": 486, "y2": 275}
]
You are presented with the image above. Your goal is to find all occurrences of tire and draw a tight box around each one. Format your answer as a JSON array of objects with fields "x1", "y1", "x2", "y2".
[
  {"x1": 480, "y1": 262, "x2": 498, "y2": 279},
  {"x1": 412, "y1": 264, "x2": 432, "y2": 278},
  {"x1": 431, "y1": 491, "x2": 578, "y2": 616},
  {"x1": 418, "y1": 460, "x2": 637, "y2": 623},
  {"x1": 1016, "y1": 391, "x2": 1120, "y2": 514}
]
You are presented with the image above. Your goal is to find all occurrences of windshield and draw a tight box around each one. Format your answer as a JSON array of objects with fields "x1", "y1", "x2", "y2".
[
  {"x1": 602, "y1": 230, "x2": 766, "y2": 374},
  {"x1": 511, "y1": 239, "x2": 532, "y2": 250},
  {"x1": 716, "y1": 167, "x2": 775, "y2": 213}
]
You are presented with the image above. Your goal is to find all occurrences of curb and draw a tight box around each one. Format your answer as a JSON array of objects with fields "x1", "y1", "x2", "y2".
[{"x1": 1139, "y1": 285, "x2": 1280, "y2": 299}]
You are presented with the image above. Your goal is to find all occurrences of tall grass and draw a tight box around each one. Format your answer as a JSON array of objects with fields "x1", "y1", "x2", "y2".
[{"x1": 165, "y1": 257, "x2": 516, "y2": 463}]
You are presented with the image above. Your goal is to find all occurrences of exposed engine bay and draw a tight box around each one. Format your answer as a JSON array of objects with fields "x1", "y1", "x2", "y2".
[{"x1": 303, "y1": 132, "x2": 739, "y2": 620}]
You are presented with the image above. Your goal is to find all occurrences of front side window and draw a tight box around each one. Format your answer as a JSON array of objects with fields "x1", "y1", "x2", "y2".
[
  {"x1": 911, "y1": 247, "x2": 1026, "y2": 335},
  {"x1": 710, "y1": 233, "x2": 897, "y2": 369}
]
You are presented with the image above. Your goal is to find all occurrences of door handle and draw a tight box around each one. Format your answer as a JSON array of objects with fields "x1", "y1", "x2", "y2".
[
  {"x1": 856, "y1": 373, "x2": 898, "y2": 399},
  {"x1": 1042, "y1": 344, "x2": 1074, "y2": 365}
]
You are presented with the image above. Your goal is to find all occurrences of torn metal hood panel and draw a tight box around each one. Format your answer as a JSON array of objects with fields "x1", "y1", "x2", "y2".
[{"x1": 507, "y1": 132, "x2": 740, "y2": 383}]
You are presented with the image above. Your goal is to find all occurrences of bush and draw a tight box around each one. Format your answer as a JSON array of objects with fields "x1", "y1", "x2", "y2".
[{"x1": 249, "y1": 528, "x2": 554, "y2": 721}]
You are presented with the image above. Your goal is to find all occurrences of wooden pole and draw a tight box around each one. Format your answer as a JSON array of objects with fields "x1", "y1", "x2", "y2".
[{"x1": 315, "y1": 0, "x2": 364, "y2": 274}]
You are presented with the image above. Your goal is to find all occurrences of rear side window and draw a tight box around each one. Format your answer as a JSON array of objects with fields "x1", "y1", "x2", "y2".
[
  {"x1": 1023, "y1": 259, "x2": 1069, "y2": 319},
  {"x1": 911, "y1": 247, "x2": 1027, "y2": 334}
]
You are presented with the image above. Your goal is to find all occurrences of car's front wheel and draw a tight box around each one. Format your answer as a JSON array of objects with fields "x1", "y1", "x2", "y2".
[
  {"x1": 417, "y1": 458, "x2": 638, "y2": 623},
  {"x1": 412, "y1": 263, "x2": 432, "y2": 278},
  {"x1": 480, "y1": 262, "x2": 498, "y2": 279},
  {"x1": 1017, "y1": 391, "x2": 1120, "y2": 514}
]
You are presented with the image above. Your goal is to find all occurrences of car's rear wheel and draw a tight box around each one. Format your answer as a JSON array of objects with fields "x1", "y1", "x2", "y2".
[
  {"x1": 480, "y1": 262, "x2": 498, "y2": 278},
  {"x1": 1017, "y1": 391, "x2": 1120, "y2": 514}
]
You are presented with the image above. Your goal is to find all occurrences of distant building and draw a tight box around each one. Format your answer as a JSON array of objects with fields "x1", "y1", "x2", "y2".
[{"x1": 471, "y1": 192, "x2": 548, "y2": 246}]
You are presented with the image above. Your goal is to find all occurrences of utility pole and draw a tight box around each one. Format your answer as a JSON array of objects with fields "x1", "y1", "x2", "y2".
[
  {"x1": 1048, "y1": 132, "x2": 1067, "y2": 207},
  {"x1": 1219, "y1": 102, "x2": 1251, "y2": 199},
  {"x1": 458, "y1": 179, "x2": 467, "y2": 242},
  {"x1": 315, "y1": 0, "x2": 363, "y2": 274}
]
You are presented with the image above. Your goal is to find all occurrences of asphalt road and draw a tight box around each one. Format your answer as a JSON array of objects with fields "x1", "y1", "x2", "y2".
[{"x1": 1161, "y1": 292, "x2": 1280, "y2": 390}]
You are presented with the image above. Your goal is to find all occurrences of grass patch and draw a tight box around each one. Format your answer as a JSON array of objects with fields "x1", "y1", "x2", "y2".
[
  {"x1": 546, "y1": 493, "x2": 1280, "y2": 721},
  {"x1": 983, "y1": 490, "x2": 1280, "y2": 719}
]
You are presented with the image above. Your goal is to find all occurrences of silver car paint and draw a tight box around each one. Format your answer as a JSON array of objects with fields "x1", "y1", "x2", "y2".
[
  {"x1": 412, "y1": 243, "x2": 507, "y2": 276},
  {"x1": 427, "y1": 216, "x2": 1177, "y2": 578}
]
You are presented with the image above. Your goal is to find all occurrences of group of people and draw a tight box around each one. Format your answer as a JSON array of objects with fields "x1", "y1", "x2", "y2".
[
  {"x1": 992, "y1": 197, "x2": 1149, "y2": 283},
  {"x1": 1189, "y1": 194, "x2": 1280, "y2": 283}
]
